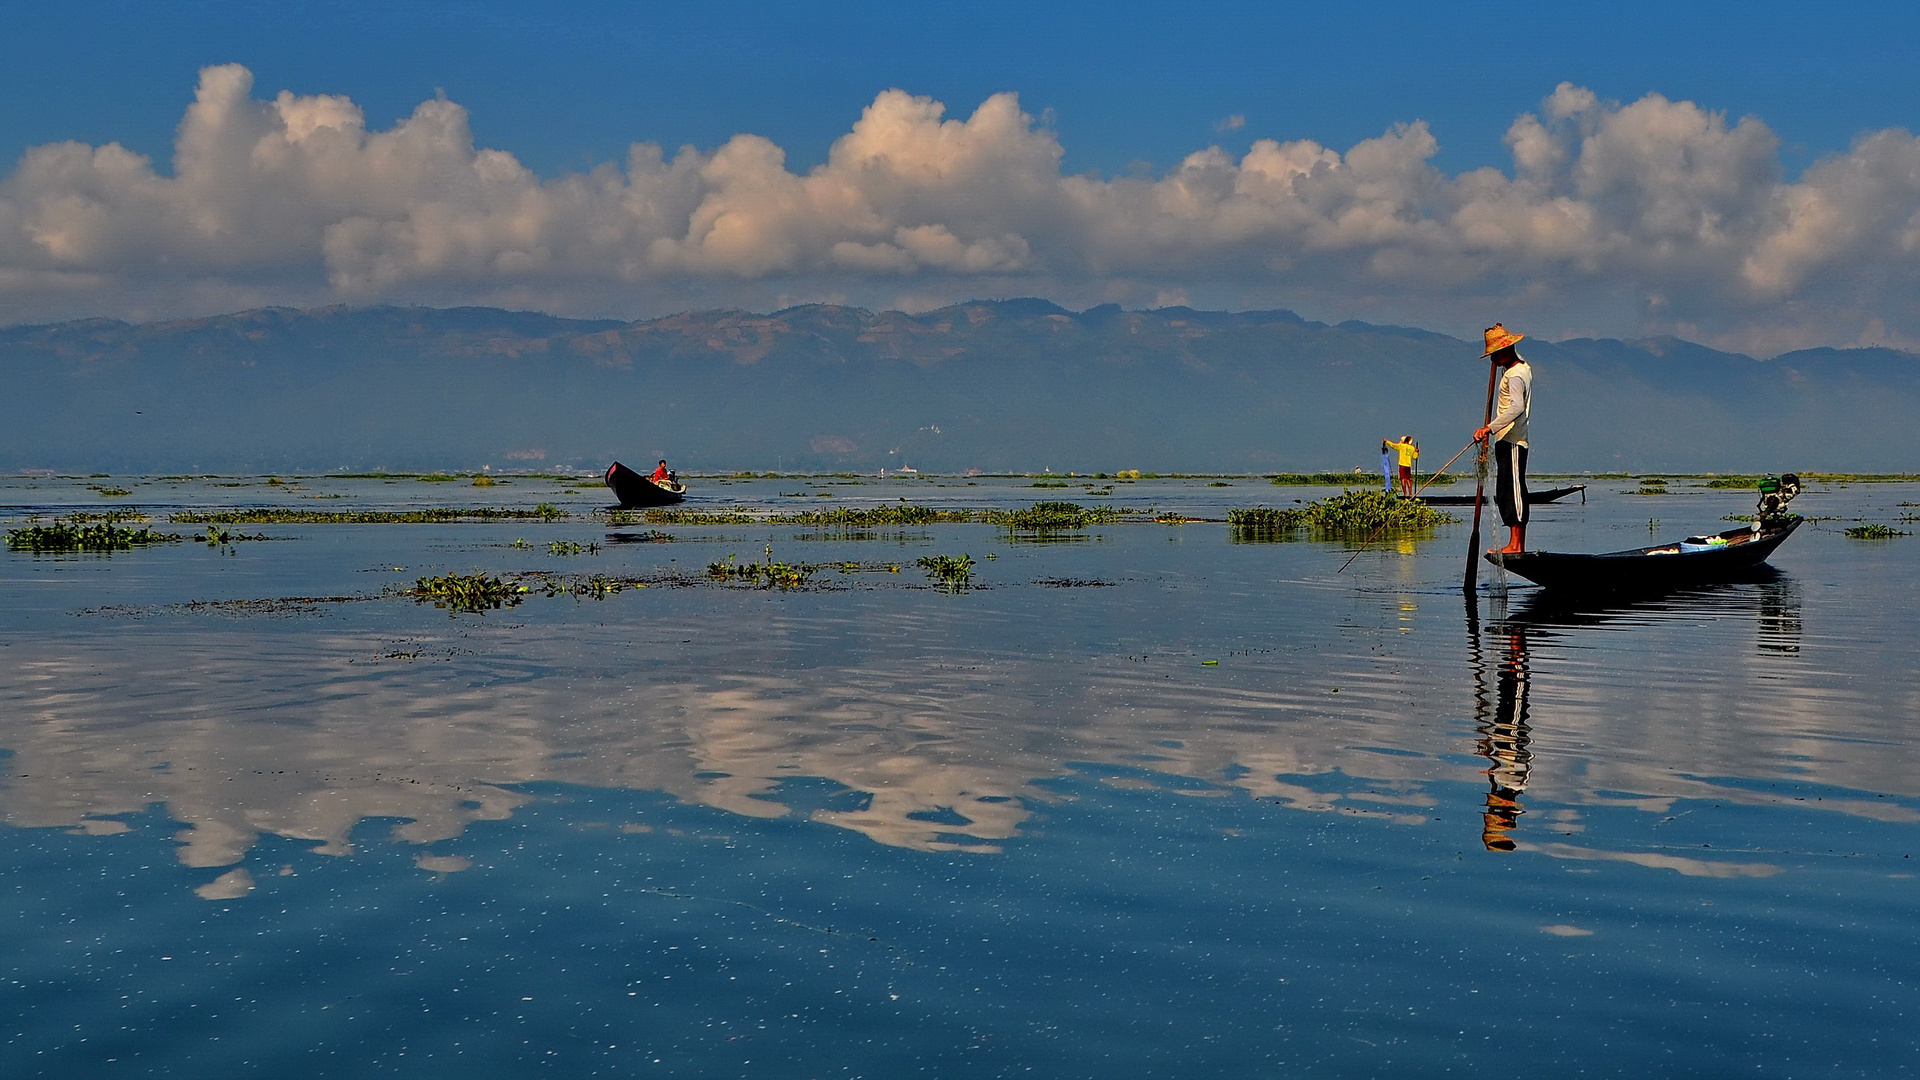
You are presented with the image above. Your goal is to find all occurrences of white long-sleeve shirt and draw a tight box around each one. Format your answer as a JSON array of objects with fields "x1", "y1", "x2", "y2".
[{"x1": 1490, "y1": 358, "x2": 1532, "y2": 447}]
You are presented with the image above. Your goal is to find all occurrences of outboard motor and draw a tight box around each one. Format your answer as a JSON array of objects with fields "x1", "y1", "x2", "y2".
[{"x1": 1755, "y1": 473, "x2": 1800, "y2": 530}]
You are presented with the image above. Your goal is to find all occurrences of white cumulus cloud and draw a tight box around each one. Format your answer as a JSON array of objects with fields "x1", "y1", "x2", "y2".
[{"x1": 4, "y1": 66, "x2": 1920, "y2": 349}]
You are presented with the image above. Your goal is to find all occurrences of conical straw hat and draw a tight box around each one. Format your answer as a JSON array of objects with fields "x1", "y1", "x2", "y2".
[{"x1": 1481, "y1": 323, "x2": 1524, "y2": 356}]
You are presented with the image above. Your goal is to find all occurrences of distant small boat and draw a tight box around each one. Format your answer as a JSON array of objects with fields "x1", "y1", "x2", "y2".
[
  {"x1": 1488, "y1": 519, "x2": 1800, "y2": 593},
  {"x1": 605, "y1": 461, "x2": 686, "y2": 507},
  {"x1": 1416, "y1": 484, "x2": 1586, "y2": 506}
]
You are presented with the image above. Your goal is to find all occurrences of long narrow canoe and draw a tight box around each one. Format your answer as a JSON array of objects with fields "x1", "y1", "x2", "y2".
[
  {"x1": 605, "y1": 461, "x2": 686, "y2": 508},
  {"x1": 1487, "y1": 519, "x2": 1800, "y2": 593},
  {"x1": 1416, "y1": 483, "x2": 1586, "y2": 506}
]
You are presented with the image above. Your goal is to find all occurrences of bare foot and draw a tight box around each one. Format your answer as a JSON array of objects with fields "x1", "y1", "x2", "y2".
[{"x1": 1496, "y1": 542, "x2": 1525, "y2": 554}]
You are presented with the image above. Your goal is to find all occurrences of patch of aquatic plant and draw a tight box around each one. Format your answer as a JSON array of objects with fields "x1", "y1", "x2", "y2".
[
  {"x1": 410, "y1": 573, "x2": 527, "y2": 613},
  {"x1": 1268, "y1": 471, "x2": 1455, "y2": 487},
  {"x1": 1226, "y1": 507, "x2": 1310, "y2": 540},
  {"x1": 59, "y1": 510, "x2": 150, "y2": 523},
  {"x1": 606, "y1": 529, "x2": 675, "y2": 543},
  {"x1": 548, "y1": 540, "x2": 600, "y2": 556},
  {"x1": 1844, "y1": 524, "x2": 1910, "y2": 539},
  {"x1": 1115, "y1": 470, "x2": 1143, "y2": 480},
  {"x1": 172, "y1": 506, "x2": 568, "y2": 524},
  {"x1": 510, "y1": 538, "x2": 534, "y2": 548},
  {"x1": 638, "y1": 504, "x2": 969, "y2": 527},
  {"x1": 1705, "y1": 477, "x2": 1762, "y2": 488},
  {"x1": 7, "y1": 516, "x2": 184, "y2": 552},
  {"x1": 706, "y1": 554, "x2": 815, "y2": 589},
  {"x1": 1230, "y1": 490, "x2": 1450, "y2": 541},
  {"x1": 916, "y1": 553, "x2": 975, "y2": 592},
  {"x1": 472, "y1": 475, "x2": 498, "y2": 487},
  {"x1": 1268, "y1": 472, "x2": 1375, "y2": 486},
  {"x1": 984, "y1": 501, "x2": 1122, "y2": 531},
  {"x1": 1031, "y1": 480, "x2": 1070, "y2": 488},
  {"x1": 640, "y1": 508, "x2": 763, "y2": 525},
  {"x1": 90, "y1": 485, "x2": 132, "y2": 497},
  {"x1": 528, "y1": 573, "x2": 634, "y2": 599},
  {"x1": 198, "y1": 526, "x2": 270, "y2": 546},
  {"x1": 782, "y1": 505, "x2": 968, "y2": 526}
]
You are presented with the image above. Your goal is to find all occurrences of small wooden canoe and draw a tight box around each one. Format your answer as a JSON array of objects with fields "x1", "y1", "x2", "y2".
[
  {"x1": 605, "y1": 461, "x2": 686, "y2": 507},
  {"x1": 1488, "y1": 519, "x2": 1800, "y2": 593},
  {"x1": 1416, "y1": 484, "x2": 1586, "y2": 506}
]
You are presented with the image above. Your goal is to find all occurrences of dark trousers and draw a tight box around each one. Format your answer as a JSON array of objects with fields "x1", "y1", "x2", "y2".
[{"x1": 1494, "y1": 441, "x2": 1529, "y2": 527}]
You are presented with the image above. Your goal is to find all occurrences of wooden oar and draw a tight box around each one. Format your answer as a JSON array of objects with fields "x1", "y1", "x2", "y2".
[
  {"x1": 1335, "y1": 439, "x2": 1479, "y2": 574},
  {"x1": 1464, "y1": 358, "x2": 1500, "y2": 594}
]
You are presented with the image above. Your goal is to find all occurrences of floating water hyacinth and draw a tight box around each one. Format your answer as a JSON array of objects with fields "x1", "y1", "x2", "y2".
[
  {"x1": 916, "y1": 554, "x2": 975, "y2": 592},
  {"x1": 642, "y1": 505, "x2": 970, "y2": 527},
  {"x1": 7, "y1": 516, "x2": 184, "y2": 552},
  {"x1": 173, "y1": 506, "x2": 567, "y2": 524},
  {"x1": 410, "y1": 573, "x2": 526, "y2": 612},
  {"x1": 1229, "y1": 490, "x2": 1450, "y2": 542},
  {"x1": 705, "y1": 554, "x2": 814, "y2": 589},
  {"x1": 1845, "y1": 523, "x2": 1909, "y2": 539},
  {"x1": 983, "y1": 501, "x2": 1122, "y2": 531}
]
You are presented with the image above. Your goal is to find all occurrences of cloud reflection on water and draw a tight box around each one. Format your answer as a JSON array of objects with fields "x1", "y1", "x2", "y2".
[{"x1": 2, "y1": 519, "x2": 1916, "y2": 897}]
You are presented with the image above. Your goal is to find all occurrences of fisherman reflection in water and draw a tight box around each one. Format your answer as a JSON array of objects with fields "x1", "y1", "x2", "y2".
[{"x1": 1477, "y1": 628, "x2": 1533, "y2": 851}]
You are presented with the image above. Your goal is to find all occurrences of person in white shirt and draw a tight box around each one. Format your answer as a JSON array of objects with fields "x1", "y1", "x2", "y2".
[{"x1": 1472, "y1": 324, "x2": 1532, "y2": 555}]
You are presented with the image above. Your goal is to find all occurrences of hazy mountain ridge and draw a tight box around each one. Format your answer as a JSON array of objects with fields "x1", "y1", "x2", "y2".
[{"x1": 2, "y1": 301, "x2": 1914, "y2": 473}]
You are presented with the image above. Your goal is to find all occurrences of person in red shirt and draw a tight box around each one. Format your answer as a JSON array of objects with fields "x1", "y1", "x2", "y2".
[{"x1": 651, "y1": 460, "x2": 672, "y2": 484}]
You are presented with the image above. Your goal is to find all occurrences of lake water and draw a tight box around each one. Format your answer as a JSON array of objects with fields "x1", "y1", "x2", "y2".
[{"x1": 2, "y1": 472, "x2": 1916, "y2": 1077}]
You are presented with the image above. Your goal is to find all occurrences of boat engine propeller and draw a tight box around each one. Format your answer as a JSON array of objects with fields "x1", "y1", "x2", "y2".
[{"x1": 1755, "y1": 473, "x2": 1800, "y2": 529}]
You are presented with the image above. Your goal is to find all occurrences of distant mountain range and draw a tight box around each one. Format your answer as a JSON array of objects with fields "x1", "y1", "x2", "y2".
[{"x1": 3, "y1": 300, "x2": 1916, "y2": 474}]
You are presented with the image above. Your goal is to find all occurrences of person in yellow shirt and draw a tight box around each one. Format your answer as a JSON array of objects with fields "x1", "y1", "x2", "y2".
[{"x1": 1389, "y1": 435, "x2": 1418, "y2": 497}]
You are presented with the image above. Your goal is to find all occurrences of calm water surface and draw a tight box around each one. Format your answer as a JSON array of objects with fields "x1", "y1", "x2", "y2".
[{"x1": 1, "y1": 473, "x2": 1916, "y2": 1077}]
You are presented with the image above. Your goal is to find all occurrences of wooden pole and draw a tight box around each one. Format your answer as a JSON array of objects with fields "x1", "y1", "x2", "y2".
[{"x1": 1464, "y1": 357, "x2": 1500, "y2": 594}]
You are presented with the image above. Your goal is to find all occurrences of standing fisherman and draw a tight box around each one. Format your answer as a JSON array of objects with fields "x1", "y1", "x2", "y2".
[
  {"x1": 1391, "y1": 435, "x2": 1419, "y2": 497},
  {"x1": 1472, "y1": 324, "x2": 1532, "y2": 555}
]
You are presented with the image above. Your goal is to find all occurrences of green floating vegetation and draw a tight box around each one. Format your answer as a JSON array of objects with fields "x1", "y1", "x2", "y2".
[
  {"x1": 172, "y1": 505, "x2": 567, "y2": 524},
  {"x1": 1230, "y1": 490, "x2": 1452, "y2": 542},
  {"x1": 1267, "y1": 471, "x2": 1456, "y2": 487},
  {"x1": 7, "y1": 516, "x2": 184, "y2": 553},
  {"x1": 90, "y1": 485, "x2": 133, "y2": 498},
  {"x1": 1704, "y1": 477, "x2": 1761, "y2": 488},
  {"x1": 637, "y1": 508, "x2": 761, "y2": 525},
  {"x1": 1269, "y1": 473, "x2": 1374, "y2": 486},
  {"x1": 640, "y1": 504, "x2": 969, "y2": 527},
  {"x1": 1030, "y1": 480, "x2": 1071, "y2": 488},
  {"x1": 531, "y1": 573, "x2": 630, "y2": 599},
  {"x1": 548, "y1": 540, "x2": 600, "y2": 556},
  {"x1": 198, "y1": 526, "x2": 270, "y2": 546},
  {"x1": 1844, "y1": 524, "x2": 1910, "y2": 539},
  {"x1": 984, "y1": 501, "x2": 1121, "y2": 531},
  {"x1": 411, "y1": 573, "x2": 527, "y2": 612},
  {"x1": 706, "y1": 555, "x2": 814, "y2": 589},
  {"x1": 917, "y1": 553, "x2": 975, "y2": 591}
]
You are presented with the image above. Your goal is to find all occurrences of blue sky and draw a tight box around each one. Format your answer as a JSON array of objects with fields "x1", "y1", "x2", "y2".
[
  {"x1": 6, "y1": 0, "x2": 1912, "y2": 179},
  {"x1": 2, "y1": 1, "x2": 1918, "y2": 351}
]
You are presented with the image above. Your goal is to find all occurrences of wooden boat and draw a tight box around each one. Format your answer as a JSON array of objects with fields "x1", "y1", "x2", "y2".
[
  {"x1": 604, "y1": 461, "x2": 686, "y2": 507},
  {"x1": 1415, "y1": 483, "x2": 1586, "y2": 506},
  {"x1": 1487, "y1": 519, "x2": 1800, "y2": 593}
]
